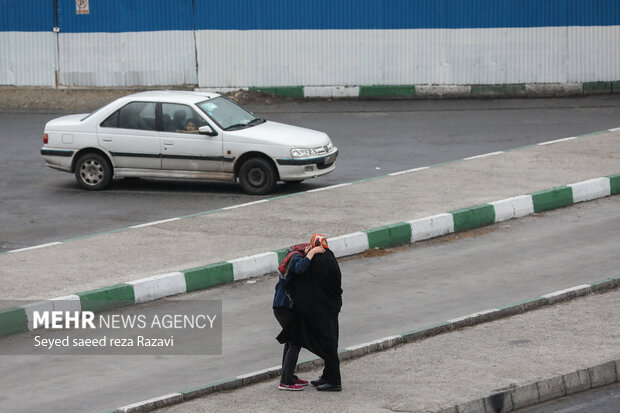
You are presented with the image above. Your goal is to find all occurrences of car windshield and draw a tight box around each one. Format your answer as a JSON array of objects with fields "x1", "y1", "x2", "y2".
[{"x1": 196, "y1": 97, "x2": 263, "y2": 131}]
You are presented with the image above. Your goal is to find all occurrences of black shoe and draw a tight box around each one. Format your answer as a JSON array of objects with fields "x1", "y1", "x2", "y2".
[
  {"x1": 311, "y1": 377, "x2": 327, "y2": 387},
  {"x1": 316, "y1": 383, "x2": 342, "y2": 392}
]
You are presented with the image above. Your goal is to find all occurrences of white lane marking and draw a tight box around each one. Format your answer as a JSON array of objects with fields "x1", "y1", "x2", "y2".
[
  {"x1": 463, "y1": 151, "x2": 504, "y2": 160},
  {"x1": 221, "y1": 199, "x2": 269, "y2": 210},
  {"x1": 608, "y1": 127, "x2": 620, "y2": 132},
  {"x1": 389, "y1": 166, "x2": 430, "y2": 176},
  {"x1": 307, "y1": 183, "x2": 352, "y2": 192},
  {"x1": 130, "y1": 217, "x2": 181, "y2": 229},
  {"x1": 8, "y1": 242, "x2": 62, "y2": 253},
  {"x1": 537, "y1": 136, "x2": 577, "y2": 146}
]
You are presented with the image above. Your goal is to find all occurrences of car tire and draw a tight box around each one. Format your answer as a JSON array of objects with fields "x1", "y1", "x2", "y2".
[
  {"x1": 239, "y1": 157, "x2": 277, "y2": 195},
  {"x1": 74, "y1": 153, "x2": 112, "y2": 190}
]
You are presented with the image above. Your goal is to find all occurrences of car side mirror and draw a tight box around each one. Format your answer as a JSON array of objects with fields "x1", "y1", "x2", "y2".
[{"x1": 199, "y1": 125, "x2": 216, "y2": 136}]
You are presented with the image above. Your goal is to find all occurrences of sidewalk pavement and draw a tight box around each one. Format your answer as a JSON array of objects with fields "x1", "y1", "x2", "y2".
[
  {"x1": 1, "y1": 129, "x2": 619, "y2": 306},
  {"x1": 153, "y1": 289, "x2": 620, "y2": 413}
]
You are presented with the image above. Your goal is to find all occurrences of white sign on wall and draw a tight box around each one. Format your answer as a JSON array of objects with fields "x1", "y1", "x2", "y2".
[{"x1": 76, "y1": 0, "x2": 90, "y2": 15}]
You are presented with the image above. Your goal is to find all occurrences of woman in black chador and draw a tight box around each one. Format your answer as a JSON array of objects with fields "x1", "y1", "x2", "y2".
[{"x1": 277, "y1": 234, "x2": 343, "y2": 392}]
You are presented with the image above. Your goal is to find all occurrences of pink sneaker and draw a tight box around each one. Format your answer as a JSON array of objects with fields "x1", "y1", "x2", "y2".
[
  {"x1": 279, "y1": 383, "x2": 304, "y2": 391},
  {"x1": 295, "y1": 378, "x2": 309, "y2": 386}
]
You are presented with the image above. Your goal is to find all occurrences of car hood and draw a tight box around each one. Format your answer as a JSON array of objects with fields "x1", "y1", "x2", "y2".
[
  {"x1": 224, "y1": 121, "x2": 330, "y2": 147},
  {"x1": 45, "y1": 114, "x2": 91, "y2": 131}
]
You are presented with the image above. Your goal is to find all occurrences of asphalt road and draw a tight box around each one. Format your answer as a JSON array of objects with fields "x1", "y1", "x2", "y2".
[
  {"x1": 2, "y1": 95, "x2": 620, "y2": 252},
  {"x1": 0, "y1": 195, "x2": 617, "y2": 413}
]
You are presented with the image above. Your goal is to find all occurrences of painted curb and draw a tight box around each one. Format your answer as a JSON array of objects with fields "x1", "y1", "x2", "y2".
[
  {"x1": 111, "y1": 278, "x2": 620, "y2": 413},
  {"x1": 2, "y1": 173, "x2": 619, "y2": 337},
  {"x1": 246, "y1": 81, "x2": 620, "y2": 100},
  {"x1": 437, "y1": 360, "x2": 619, "y2": 413}
]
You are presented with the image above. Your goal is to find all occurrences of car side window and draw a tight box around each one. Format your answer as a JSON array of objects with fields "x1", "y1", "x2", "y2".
[
  {"x1": 100, "y1": 111, "x2": 119, "y2": 128},
  {"x1": 162, "y1": 103, "x2": 208, "y2": 134},
  {"x1": 101, "y1": 102, "x2": 157, "y2": 131}
]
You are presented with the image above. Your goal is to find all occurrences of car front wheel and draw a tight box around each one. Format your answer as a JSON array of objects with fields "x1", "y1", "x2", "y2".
[
  {"x1": 238, "y1": 157, "x2": 277, "y2": 195},
  {"x1": 74, "y1": 153, "x2": 112, "y2": 190}
]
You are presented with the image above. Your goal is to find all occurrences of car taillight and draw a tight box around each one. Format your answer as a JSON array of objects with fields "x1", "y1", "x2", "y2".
[{"x1": 43, "y1": 133, "x2": 48, "y2": 144}]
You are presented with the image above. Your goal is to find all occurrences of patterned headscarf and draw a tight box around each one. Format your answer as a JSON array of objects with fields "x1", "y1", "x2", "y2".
[
  {"x1": 277, "y1": 243, "x2": 310, "y2": 277},
  {"x1": 310, "y1": 233, "x2": 329, "y2": 249}
]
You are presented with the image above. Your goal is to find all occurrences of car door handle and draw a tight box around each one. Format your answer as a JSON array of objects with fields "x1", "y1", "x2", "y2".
[
  {"x1": 163, "y1": 141, "x2": 174, "y2": 146},
  {"x1": 102, "y1": 137, "x2": 112, "y2": 142}
]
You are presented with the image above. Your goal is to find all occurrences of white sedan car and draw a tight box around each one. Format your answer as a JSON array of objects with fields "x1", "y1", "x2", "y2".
[{"x1": 41, "y1": 90, "x2": 338, "y2": 194}]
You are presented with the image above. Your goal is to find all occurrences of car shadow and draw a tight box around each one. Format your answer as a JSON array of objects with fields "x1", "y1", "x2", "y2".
[{"x1": 102, "y1": 177, "x2": 324, "y2": 197}]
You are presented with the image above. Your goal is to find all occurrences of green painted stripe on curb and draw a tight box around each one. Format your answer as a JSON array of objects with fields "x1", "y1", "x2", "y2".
[
  {"x1": 583, "y1": 81, "x2": 612, "y2": 93},
  {"x1": 450, "y1": 204, "x2": 495, "y2": 232},
  {"x1": 365, "y1": 222, "x2": 412, "y2": 249},
  {"x1": 0, "y1": 307, "x2": 28, "y2": 336},
  {"x1": 275, "y1": 248, "x2": 288, "y2": 265},
  {"x1": 184, "y1": 262, "x2": 234, "y2": 292},
  {"x1": 609, "y1": 173, "x2": 620, "y2": 195},
  {"x1": 471, "y1": 83, "x2": 526, "y2": 96},
  {"x1": 400, "y1": 322, "x2": 453, "y2": 341},
  {"x1": 531, "y1": 186, "x2": 574, "y2": 212},
  {"x1": 359, "y1": 85, "x2": 415, "y2": 97},
  {"x1": 181, "y1": 377, "x2": 240, "y2": 397},
  {"x1": 249, "y1": 86, "x2": 304, "y2": 99},
  {"x1": 77, "y1": 284, "x2": 135, "y2": 312}
]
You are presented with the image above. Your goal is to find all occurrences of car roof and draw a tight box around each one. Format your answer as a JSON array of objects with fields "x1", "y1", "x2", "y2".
[{"x1": 119, "y1": 90, "x2": 222, "y2": 105}]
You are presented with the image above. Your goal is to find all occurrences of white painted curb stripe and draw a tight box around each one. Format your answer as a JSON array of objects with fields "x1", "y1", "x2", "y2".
[
  {"x1": 447, "y1": 309, "x2": 498, "y2": 324},
  {"x1": 22, "y1": 296, "x2": 83, "y2": 331},
  {"x1": 409, "y1": 213, "x2": 454, "y2": 242},
  {"x1": 542, "y1": 284, "x2": 591, "y2": 299},
  {"x1": 23, "y1": 301, "x2": 54, "y2": 331},
  {"x1": 490, "y1": 195, "x2": 535, "y2": 223},
  {"x1": 117, "y1": 393, "x2": 184, "y2": 412},
  {"x1": 304, "y1": 86, "x2": 360, "y2": 98},
  {"x1": 346, "y1": 335, "x2": 402, "y2": 351},
  {"x1": 608, "y1": 126, "x2": 620, "y2": 132},
  {"x1": 229, "y1": 252, "x2": 279, "y2": 281},
  {"x1": 51, "y1": 295, "x2": 82, "y2": 312},
  {"x1": 127, "y1": 272, "x2": 187, "y2": 303},
  {"x1": 328, "y1": 232, "x2": 370, "y2": 258},
  {"x1": 568, "y1": 177, "x2": 611, "y2": 203}
]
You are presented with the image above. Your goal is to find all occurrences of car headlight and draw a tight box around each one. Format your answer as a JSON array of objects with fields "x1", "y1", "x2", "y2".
[{"x1": 291, "y1": 148, "x2": 316, "y2": 158}]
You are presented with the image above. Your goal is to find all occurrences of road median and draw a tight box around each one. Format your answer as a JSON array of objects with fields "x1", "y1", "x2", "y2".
[{"x1": 1, "y1": 172, "x2": 618, "y2": 337}]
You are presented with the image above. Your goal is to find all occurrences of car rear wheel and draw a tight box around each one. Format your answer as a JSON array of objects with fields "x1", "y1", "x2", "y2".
[
  {"x1": 74, "y1": 153, "x2": 112, "y2": 190},
  {"x1": 239, "y1": 157, "x2": 277, "y2": 195}
]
